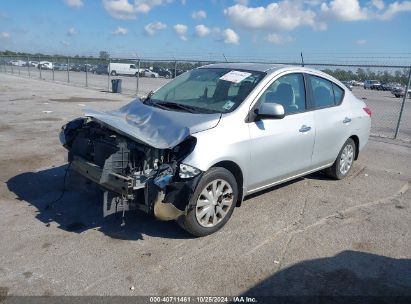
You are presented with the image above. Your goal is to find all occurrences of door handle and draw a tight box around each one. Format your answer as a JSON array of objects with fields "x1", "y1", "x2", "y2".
[
  {"x1": 343, "y1": 117, "x2": 352, "y2": 124},
  {"x1": 299, "y1": 125, "x2": 311, "y2": 133}
]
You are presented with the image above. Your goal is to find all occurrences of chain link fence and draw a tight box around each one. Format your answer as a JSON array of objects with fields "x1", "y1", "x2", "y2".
[{"x1": 1, "y1": 55, "x2": 410, "y2": 142}]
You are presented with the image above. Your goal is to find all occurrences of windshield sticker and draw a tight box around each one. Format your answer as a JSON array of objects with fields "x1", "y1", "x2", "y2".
[
  {"x1": 220, "y1": 71, "x2": 252, "y2": 83},
  {"x1": 223, "y1": 100, "x2": 235, "y2": 110}
]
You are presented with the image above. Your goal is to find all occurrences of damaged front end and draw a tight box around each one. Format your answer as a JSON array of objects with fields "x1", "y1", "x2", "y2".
[{"x1": 60, "y1": 117, "x2": 202, "y2": 221}]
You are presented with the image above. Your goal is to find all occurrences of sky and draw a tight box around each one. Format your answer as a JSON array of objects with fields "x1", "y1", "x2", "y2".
[{"x1": 0, "y1": 0, "x2": 410, "y2": 63}]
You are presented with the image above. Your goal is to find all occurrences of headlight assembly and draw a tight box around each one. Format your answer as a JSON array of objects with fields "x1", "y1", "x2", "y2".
[{"x1": 179, "y1": 163, "x2": 201, "y2": 179}]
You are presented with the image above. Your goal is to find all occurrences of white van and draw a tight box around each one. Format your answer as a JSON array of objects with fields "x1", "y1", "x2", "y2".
[{"x1": 108, "y1": 63, "x2": 141, "y2": 76}]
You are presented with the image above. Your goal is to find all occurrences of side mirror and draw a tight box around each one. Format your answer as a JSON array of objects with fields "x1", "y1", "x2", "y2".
[{"x1": 254, "y1": 103, "x2": 285, "y2": 120}]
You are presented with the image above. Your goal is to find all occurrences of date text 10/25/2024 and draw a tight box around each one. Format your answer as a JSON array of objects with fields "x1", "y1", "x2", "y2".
[{"x1": 149, "y1": 296, "x2": 258, "y2": 303}]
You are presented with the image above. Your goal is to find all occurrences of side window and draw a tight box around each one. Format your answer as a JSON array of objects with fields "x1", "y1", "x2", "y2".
[
  {"x1": 333, "y1": 83, "x2": 344, "y2": 105},
  {"x1": 130, "y1": 65, "x2": 136, "y2": 69},
  {"x1": 309, "y1": 75, "x2": 335, "y2": 109},
  {"x1": 258, "y1": 73, "x2": 306, "y2": 114}
]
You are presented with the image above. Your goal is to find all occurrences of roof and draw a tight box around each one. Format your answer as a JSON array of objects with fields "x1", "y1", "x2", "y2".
[{"x1": 200, "y1": 62, "x2": 286, "y2": 73}]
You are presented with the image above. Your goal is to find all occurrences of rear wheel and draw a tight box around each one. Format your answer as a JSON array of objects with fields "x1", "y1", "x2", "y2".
[
  {"x1": 178, "y1": 167, "x2": 238, "y2": 237},
  {"x1": 325, "y1": 138, "x2": 356, "y2": 180},
  {"x1": 110, "y1": 71, "x2": 117, "y2": 76}
]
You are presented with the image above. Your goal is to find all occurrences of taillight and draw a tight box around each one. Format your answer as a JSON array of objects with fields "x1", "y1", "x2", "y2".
[{"x1": 363, "y1": 107, "x2": 372, "y2": 117}]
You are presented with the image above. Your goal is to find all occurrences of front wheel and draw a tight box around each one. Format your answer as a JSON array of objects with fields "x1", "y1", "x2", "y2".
[
  {"x1": 325, "y1": 138, "x2": 356, "y2": 180},
  {"x1": 178, "y1": 167, "x2": 238, "y2": 237},
  {"x1": 110, "y1": 71, "x2": 117, "y2": 76}
]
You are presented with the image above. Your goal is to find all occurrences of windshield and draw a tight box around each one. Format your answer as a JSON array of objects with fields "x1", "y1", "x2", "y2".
[{"x1": 149, "y1": 68, "x2": 265, "y2": 114}]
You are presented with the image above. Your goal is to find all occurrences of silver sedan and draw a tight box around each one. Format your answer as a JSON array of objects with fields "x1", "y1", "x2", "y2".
[{"x1": 60, "y1": 63, "x2": 371, "y2": 236}]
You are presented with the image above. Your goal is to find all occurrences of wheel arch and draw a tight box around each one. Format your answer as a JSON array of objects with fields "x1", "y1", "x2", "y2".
[
  {"x1": 211, "y1": 160, "x2": 244, "y2": 207},
  {"x1": 349, "y1": 135, "x2": 360, "y2": 160}
]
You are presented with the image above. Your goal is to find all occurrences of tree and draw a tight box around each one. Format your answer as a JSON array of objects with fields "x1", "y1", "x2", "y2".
[{"x1": 99, "y1": 51, "x2": 110, "y2": 60}]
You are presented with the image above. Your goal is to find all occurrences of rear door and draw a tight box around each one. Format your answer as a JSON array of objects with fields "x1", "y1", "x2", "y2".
[
  {"x1": 307, "y1": 74, "x2": 352, "y2": 167},
  {"x1": 247, "y1": 73, "x2": 315, "y2": 192}
]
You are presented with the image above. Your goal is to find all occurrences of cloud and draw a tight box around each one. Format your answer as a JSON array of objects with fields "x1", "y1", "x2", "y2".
[
  {"x1": 355, "y1": 39, "x2": 367, "y2": 45},
  {"x1": 102, "y1": 0, "x2": 135, "y2": 19},
  {"x1": 378, "y1": 1, "x2": 411, "y2": 20},
  {"x1": 371, "y1": 0, "x2": 385, "y2": 10},
  {"x1": 265, "y1": 34, "x2": 295, "y2": 45},
  {"x1": 319, "y1": 0, "x2": 411, "y2": 22},
  {"x1": 181, "y1": 0, "x2": 186, "y2": 5},
  {"x1": 194, "y1": 24, "x2": 210, "y2": 37},
  {"x1": 67, "y1": 27, "x2": 77, "y2": 36},
  {"x1": 223, "y1": 28, "x2": 239, "y2": 44},
  {"x1": 113, "y1": 26, "x2": 128, "y2": 35},
  {"x1": 192, "y1": 10, "x2": 207, "y2": 19},
  {"x1": 60, "y1": 40, "x2": 70, "y2": 47},
  {"x1": 102, "y1": 0, "x2": 173, "y2": 19},
  {"x1": 144, "y1": 22, "x2": 167, "y2": 35},
  {"x1": 174, "y1": 24, "x2": 188, "y2": 41},
  {"x1": 224, "y1": 2, "x2": 318, "y2": 32},
  {"x1": 321, "y1": 0, "x2": 368, "y2": 21},
  {"x1": 1, "y1": 32, "x2": 11, "y2": 39},
  {"x1": 65, "y1": 0, "x2": 84, "y2": 8}
]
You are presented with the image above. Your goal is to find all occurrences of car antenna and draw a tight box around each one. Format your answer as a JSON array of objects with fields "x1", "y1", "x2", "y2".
[
  {"x1": 301, "y1": 52, "x2": 305, "y2": 67},
  {"x1": 223, "y1": 53, "x2": 228, "y2": 63}
]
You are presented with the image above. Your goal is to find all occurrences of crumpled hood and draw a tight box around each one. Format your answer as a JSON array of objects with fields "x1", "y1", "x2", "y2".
[{"x1": 84, "y1": 99, "x2": 221, "y2": 149}]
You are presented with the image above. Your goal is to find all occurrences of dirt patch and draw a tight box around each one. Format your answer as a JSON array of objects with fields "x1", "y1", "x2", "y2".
[
  {"x1": 0, "y1": 124, "x2": 12, "y2": 132},
  {"x1": 42, "y1": 242, "x2": 52, "y2": 249},
  {"x1": 22, "y1": 271, "x2": 32, "y2": 279},
  {"x1": 50, "y1": 97, "x2": 115, "y2": 103},
  {"x1": 352, "y1": 241, "x2": 374, "y2": 251},
  {"x1": 0, "y1": 286, "x2": 9, "y2": 300}
]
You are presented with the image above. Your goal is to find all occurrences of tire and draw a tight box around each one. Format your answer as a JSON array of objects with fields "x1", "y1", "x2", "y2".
[
  {"x1": 325, "y1": 138, "x2": 356, "y2": 180},
  {"x1": 178, "y1": 167, "x2": 238, "y2": 237},
  {"x1": 110, "y1": 71, "x2": 117, "y2": 76},
  {"x1": 165, "y1": 75, "x2": 170, "y2": 79},
  {"x1": 151, "y1": 74, "x2": 155, "y2": 78}
]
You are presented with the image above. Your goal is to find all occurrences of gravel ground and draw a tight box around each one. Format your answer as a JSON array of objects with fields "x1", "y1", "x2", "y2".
[{"x1": 0, "y1": 73, "x2": 410, "y2": 298}]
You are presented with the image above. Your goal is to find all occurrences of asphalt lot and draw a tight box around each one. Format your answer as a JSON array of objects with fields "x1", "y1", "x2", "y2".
[
  {"x1": 0, "y1": 73, "x2": 410, "y2": 298},
  {"x1": 2, "y1": 66, "x2": 411, "y2": 142}
]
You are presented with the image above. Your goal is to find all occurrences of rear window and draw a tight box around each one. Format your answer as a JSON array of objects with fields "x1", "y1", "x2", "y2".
[
  {"x1": 333, "y1": 83, "x2": 344, "y2": 105},
  {"x1": 309, "y1": 75, "x2": 345, "y2": 108}
]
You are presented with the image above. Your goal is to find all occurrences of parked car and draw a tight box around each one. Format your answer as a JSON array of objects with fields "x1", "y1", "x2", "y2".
[
  {"x1": 140, "y1": 68, "x2": 159, "y2": 78},
  {"x1": 93, "y1": 64, "x2": 108, "y2": 75},
  {"x1": 10, "y1": 60, "x2": 25, "y2": 66},
  {"x1": 53, "y1": 63, "x2": 67, "y2": 71},
  {"x1": 37, "y1": 61, "x2": 53, "y2": 70},
  {"x1": 341, "y1": 81, "x2": 353, "y2": 91},
  {"x1": 392, "y1": 87, "x2": 411, "y2": 98},
  {"x1": 390, "y1": 83, "x2": 403, "y2": 90},
  {"x1": 87, "y1": 64, "x2": 98, "y2": 73},
  {"x1": 108, "y1": 62, "x2": 140, "y2": 76},
  {"x1": 152, "y1": 67, "x2": 172, "y2": 78},
  {"x1": 350, "y1": 80, "x2": 363, "y2": 87},
  {"x1": 364, "y1": 80, "x2": 381, "y2": 90},
  {"x1": 172, "y1": 69, "x2": 186, "y2": 78},
  {"x1": 69, "y1": 64, "x2": 83, "y2": 72},
  {"x1": 59, "y1": 63, "x2": 371, "y2": 236}
]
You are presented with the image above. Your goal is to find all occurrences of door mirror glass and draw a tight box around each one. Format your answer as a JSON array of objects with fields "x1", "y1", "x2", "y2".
[{"x1": 255, "y1": 103, "x2": 285, "y2": 120}]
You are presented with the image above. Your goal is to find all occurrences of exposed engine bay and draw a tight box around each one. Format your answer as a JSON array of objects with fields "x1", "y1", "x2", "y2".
[{"x1": 60, "y1": 117, "x2": 202, "y2": 221}]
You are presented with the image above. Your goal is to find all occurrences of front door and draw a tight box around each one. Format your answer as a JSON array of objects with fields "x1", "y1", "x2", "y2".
[{"x1": 247, "y1": 73, "x2": 315, "y2": 192}]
